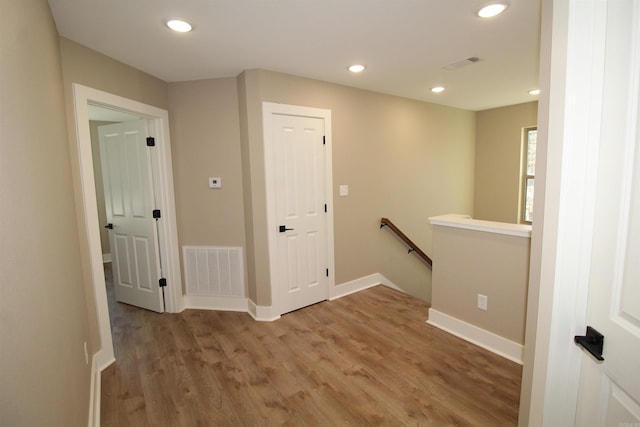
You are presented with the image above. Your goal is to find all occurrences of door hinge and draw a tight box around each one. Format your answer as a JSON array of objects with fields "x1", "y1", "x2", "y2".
[
  {"x1": 324, "y1": 204, "x2": 327, "y2": 213},
  {"x1": 159, "y1": 278, "x2": 167, "y2": 288},
  {"x1": 326, "y1": 268, "x2": 329, "y2": 277},
  {"x1": 323, "y1": 135, "x2": 326, "y2": 145},
  {"x1": 146, "y1": 137, "x2": 155, "y2": 147},
  {"x1": 152, "y1": 209, "x2": 161, "y2": 219}
]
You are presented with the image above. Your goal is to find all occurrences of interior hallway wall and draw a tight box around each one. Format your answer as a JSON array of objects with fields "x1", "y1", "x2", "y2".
[
  {"x1": 474, "y1": 101, "x2": 538, "y2": 223},
  {"x1": 58, "y1": 37, "x2": 170, "y2": 353},
  {"x1": 237, "y1": 69, "x2": 476, "y2": 305},
  {"x1": 168, "y1": 78, "x2": 248, "y2": 290},
  {"x1": 0, "y1": 1, "x2": 92, "y2": 425}
]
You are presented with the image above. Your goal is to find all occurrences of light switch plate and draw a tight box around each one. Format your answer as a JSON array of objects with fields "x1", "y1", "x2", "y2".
[
  {"x1": 477, "y1": 294, "x2": 488, "y2": 311},
  {"x1": 339, "y1": 185, "x2": 349, "y2": 196},
  {"x1": 209, "y1": 177, "x2": 222, "y2": 188}
]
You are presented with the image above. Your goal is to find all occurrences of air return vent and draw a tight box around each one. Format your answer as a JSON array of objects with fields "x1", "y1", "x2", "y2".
[
  {"x1": 183, "y1": 246, "x2": 245, "y2": 297},
  {"x1": 443, "y1": 56, "x2": 481, "y2": 71}
]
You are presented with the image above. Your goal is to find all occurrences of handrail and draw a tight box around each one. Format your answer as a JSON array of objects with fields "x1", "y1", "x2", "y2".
[{"x1": 380, "y1": 217, "x2": 433, "y2": 269}]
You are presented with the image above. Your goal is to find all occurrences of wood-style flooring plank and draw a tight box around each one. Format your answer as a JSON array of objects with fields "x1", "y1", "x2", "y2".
[{"x1": 101, "y1": 267, "x2": 521, "y2": 426}]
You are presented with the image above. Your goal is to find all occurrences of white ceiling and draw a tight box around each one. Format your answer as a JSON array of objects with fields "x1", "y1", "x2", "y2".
[{"x1": 49, "y1": 0, "x2": 541, "y2": 111}]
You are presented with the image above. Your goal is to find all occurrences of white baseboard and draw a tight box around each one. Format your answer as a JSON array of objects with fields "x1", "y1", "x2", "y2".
[
  {"x1": 95, "y1": 348, "x2": 115, "y2": 372},
  {"x1": 247, "y1": 299, "x2": 281, "y2": 321},
  {"x1": 329, "y1": 273, "x2": 402, "y2": 300},
  {"x1": 89, "y1": 348, "x2": 116, "y2": 427},
  {"x1": 427, "y1": 308, "x2": 524, "y2": 364},
  {"x1": 179, "y1": 272, "x2": 404, "y2": 320},
  {"x1": 376, "y1": 273, "x2": 403, "y2": 292},
  {"x1": 183, "y1": 294, "x2": 282, "y2": 321},
  {"x1": 183, "y1": 295, "x2": 248, "y2": 312},
  {"x1": 88, "y1": 353, "x2": 101, "y2": 427},
  {"x1": 102, "y1": 253, "x2": 111, "y2": 263}
]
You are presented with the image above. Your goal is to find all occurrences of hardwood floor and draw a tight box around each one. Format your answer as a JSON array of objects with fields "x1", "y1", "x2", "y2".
[{"x1": 101, "y1": 267, "x2": 522, "y2": 426}]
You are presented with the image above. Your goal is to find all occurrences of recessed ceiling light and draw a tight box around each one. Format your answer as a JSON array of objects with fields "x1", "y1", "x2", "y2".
[
  {"x1": 477, "y1": 3, "x2": 508, "y2": 18},
  {"x1": 348, "y1": 65, "x2": 366, "y2": 73},
  {"x1": 165, "y1": 18, "x2": 194, "y2": 33},
  {"x1": 528, "y1": 89, "x2": 540, "y2": 95},
  {"x1": 431, "y1": 86, "x2": 445, "y2": 93}
]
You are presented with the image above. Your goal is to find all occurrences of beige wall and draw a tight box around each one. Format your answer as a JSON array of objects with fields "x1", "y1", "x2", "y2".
[
  {"x1": 237, "y1": 73, "x2": 259, "y2": 301},
  {"x1": 237, "y1": 71, "x2": 273, "y2": 304},
  {"x1": 474, "y1": 102, "x2": 538, "y2": 223},
  {"x1": 0, "y1": 1, "x2": 91, "y2": 425},
  {"x1": 431, "y1": 225, "x2": 530, "y2": 344},
  {"x1": 168, "y1": 78, "x2": 248, "y2": 290},
  {"x1": 59, "y1": 38, "x2": 169, "y2": 110},
  {"x1": 237, "y1": 69, "x2": 476, "y2": 305},
  {"x1": 58, "y1": 38, "x2": 170, "y2": 353}
]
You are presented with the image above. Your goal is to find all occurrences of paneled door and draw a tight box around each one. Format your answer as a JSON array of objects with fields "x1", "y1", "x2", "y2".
[
  {"x1": 99, "y1": 120, "x2": 164, "y2": 313},
  {"x1": 574, "y1": 0, "x2": 640, "y2": 423},
  {"x1": 267, "y1": 112, "x2": 331, "y2": 315}
]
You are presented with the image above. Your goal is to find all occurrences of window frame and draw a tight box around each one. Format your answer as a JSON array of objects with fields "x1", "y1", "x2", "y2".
[{"x1": 521, "y1": 126, "x2": 537, "y2": 224}]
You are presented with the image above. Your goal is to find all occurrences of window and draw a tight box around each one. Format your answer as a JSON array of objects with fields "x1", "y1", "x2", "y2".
[{"x1": 521, "y1": 127, "x2": 537, "y2": 223}]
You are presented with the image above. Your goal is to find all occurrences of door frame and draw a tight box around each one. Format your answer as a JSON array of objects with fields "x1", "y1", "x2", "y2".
[
  {"x1": 262, "y1": 102, "x2": 335, "y2": 317},
  {"x1": 72, "y1": 83, "x2": 183, "y2": 369},
  {"x1": 523, "y1": 0, "x2": 616, "y2": 424}
]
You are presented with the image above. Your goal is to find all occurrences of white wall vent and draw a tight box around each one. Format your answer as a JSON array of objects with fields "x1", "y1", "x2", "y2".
[{"x1": 183, "y1": 246, "x2": 245, "y2": 297}]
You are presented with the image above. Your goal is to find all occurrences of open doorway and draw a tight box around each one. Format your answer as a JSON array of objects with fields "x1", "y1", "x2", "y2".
[
  {"x1": 88, "y1": 109, "x2": 168, "y2": 365},
  {"x1": 91, "y1": 113, "x2": 166, "y2": 313},
  {"x1": 72, "y1": 84, "x2": 183, "y2": 370}
]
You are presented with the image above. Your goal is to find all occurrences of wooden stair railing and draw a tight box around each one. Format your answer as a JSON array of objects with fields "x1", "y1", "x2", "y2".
[{"x1": 380, "y1": 217, "x2": 433, "y2": 269}]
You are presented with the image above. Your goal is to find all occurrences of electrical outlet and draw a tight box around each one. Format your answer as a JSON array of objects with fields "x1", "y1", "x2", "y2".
[
  {"x1": 477, "y1": 294, "x2": 488, "y2": 311},
  {"x1": 208, "y1": 177, "x2": 222, "y2": 188}
]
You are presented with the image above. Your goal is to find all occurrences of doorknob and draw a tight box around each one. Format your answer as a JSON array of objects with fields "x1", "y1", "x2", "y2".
[
  {"x1": 574, "y1": 326, "x2": 605, "y2": 361},
  {"x1": 279, "y1": 225, "x2": 294, "y2": 233},
  {"x1": 105, "y1": 223, "x2": 114, "y2": 229}
]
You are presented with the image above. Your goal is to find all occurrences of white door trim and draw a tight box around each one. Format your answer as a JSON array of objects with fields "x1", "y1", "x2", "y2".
[
  {"x1": 262, "y1": 102, "x2": 335, "y2": 316},
  {"x1": 72, "y1": 83, "x2": 183, "y2": 369},
  {"x1": 525, "y1": 0, "x2": 611, "y2": 425}
]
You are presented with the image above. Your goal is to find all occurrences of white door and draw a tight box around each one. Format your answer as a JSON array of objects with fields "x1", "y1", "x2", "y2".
[
  {"x1": 99, "y1": 120, "x2": 164, "y2": 313},
  {"x1": 268, "y1": 112, "x2": 330, "y2": 314},
  {"x1": 574, "y1": 0, "x2": 640, "y2": 423}
]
